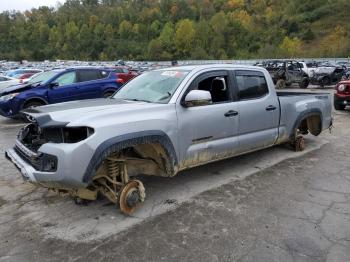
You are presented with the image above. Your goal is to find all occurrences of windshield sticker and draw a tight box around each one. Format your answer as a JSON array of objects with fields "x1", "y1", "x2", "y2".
[{"x1": 161, "y1": 71, "x2": 187, "y2": 77}]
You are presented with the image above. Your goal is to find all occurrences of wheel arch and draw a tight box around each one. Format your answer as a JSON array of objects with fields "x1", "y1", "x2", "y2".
[
  {"x1": 22, "y1": 97, "x2": 48, "y2": 109},
  {"x1": 290, "y1": 109, "x2": 323, "y2": 138},
  {"x1": 82, "y1": 130, "x2": 178, "y2": 184}
]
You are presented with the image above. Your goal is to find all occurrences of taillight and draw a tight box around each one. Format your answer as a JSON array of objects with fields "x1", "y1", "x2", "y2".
[{"x1": 116, "y1": 78, "x2": 124, "y2": 84}]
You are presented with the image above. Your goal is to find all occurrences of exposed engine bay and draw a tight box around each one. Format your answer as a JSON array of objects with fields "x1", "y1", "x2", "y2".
[{"x1": 19, "y1": 123, "x2": 95, "y2": 152}]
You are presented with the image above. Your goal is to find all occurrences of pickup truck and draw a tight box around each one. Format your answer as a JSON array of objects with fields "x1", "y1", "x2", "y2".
[{"x1": 5, "y1": 65, "x2": 333, "y2": 215}]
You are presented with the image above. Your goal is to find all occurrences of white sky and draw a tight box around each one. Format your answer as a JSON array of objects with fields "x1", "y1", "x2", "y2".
[{"x1": 0, "y1": 0, "x2": 65, "y2": 12}]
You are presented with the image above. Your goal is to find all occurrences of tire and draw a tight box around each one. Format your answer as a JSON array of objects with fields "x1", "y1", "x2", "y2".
[
  {"x1": 22, "y1": 100, "x2": 45, "y2": 122},
  {"x1": 299, "y1": 78, "x2": 309, "y2": 89},
  {"x1": 276, "y1": 79, "x2": 286, "y2": 89},
  {"x1": 334, "y1": 103, "x2": 346, "y2": 110},
  {"x1": 321, "y1": 76, "x2": 331, "y2": 86},
  {"x1": 103, "y1": 91, "x2": 115, "y2": 98}
]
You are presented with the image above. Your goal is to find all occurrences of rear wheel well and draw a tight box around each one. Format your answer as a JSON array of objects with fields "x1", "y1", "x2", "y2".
[{"x1": 297, "y1": 114, "x2": 322, "y2": 136}]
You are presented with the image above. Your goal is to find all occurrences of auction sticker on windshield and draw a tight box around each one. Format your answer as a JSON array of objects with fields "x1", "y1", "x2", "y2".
[{"x1": 161, "y1": 71, "x2": 188, "y2": 77}]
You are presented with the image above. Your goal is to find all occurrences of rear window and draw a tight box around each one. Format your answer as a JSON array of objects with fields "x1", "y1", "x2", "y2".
[{"x1": 235, "y1": 71, "x2": 269, "y2": 100}]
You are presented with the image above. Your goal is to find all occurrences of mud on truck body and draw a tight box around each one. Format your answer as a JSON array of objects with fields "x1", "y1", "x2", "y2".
[{"x1": 6, "y1": 65, "x2": 332, "y2": 215}]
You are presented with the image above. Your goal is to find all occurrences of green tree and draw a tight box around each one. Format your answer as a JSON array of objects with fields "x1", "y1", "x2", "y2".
[{"x1": 175, "y1": 19, "x2": 195, "y2": 58}]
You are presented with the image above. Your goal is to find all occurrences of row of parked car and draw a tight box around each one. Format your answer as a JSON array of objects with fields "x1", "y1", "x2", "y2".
[
  {"x1": 255, "y1": 60, "x2": 350, "y2": 89},
  {"x1": 0, "y1": 65, "x2": 140, "y2": 121}
]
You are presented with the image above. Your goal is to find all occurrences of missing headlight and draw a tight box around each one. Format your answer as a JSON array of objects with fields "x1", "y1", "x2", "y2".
[{"x1": 62, "y1": 127, "x2": 94, "y2": 143}]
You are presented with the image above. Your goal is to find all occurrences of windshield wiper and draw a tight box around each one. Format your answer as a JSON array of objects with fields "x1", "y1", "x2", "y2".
[
  {"x1": 157, "y1": 92, "x2": 172, "y2": 101},
  {"x1": 124, "y1": 98, "x2": 152, "y2": 103}
]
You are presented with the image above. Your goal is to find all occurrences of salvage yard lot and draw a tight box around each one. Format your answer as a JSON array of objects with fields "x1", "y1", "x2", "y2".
[{"x1": 0, "y1": 88, "x2": 350, "y2": 261}]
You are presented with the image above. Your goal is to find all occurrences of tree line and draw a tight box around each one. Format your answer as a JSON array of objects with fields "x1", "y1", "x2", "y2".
[{"x1": 0, "y1": 0, "x2": 349, "y2": 61}]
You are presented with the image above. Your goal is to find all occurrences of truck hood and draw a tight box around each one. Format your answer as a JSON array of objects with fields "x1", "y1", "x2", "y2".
[{"x1": 22, "y1": 98, "x2": 169, "y2": 127}]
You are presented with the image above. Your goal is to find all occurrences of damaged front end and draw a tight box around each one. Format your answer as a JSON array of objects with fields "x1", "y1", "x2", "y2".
[
  {"x1": 5, "y1": 114, "x2": 94, "y2": 182},
  {"x1": 13, "y1": 123, "x2": 94, "y2": 173}
]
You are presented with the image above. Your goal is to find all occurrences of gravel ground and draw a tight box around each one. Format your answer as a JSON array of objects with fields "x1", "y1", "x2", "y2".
[{"x1": 1, "y1": 88, "x2": 350, "y2": 262}]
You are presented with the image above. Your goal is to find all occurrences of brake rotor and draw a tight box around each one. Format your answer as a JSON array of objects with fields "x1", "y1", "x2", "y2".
[
  {"x1": 119, "y1": 180, "x2": 145, "y2": 215},
  {"x1": 295, "y1": 136, "x2": 305, "y2": 152}
]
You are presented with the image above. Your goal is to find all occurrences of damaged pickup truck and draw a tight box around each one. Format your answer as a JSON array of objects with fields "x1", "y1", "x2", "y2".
[{"x1": 5, "y1": 65, "x2": 333, "y2": 215}]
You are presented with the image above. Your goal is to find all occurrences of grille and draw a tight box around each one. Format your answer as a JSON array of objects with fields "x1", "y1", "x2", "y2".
[{"x1": 14, "y1": 145, "x2": 41, "y2": 170}]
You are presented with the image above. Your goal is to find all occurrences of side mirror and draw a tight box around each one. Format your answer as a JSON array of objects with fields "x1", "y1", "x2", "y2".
[
  {"x1": 49, "y1": 82, "x2": 59, "y2": 88},
  {"x1": 182, "y1": 90, "x2": 212, "y2": 107}
]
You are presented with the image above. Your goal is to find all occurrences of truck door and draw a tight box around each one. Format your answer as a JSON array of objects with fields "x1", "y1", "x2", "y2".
[
  {"x1": 47, "y1": 71, "x2": 79, "y2": 104},
  {"x1": 234, "y1": 70, "x2": 279, "y2": 153},
  {"x1": 177, "y1": 70, "x2": 240, "y2": 167}
]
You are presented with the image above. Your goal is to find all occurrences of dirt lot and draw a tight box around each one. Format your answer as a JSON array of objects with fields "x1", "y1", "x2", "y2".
[{"x1": 0, "y1": 88, "x2": 350, "y2": 262}]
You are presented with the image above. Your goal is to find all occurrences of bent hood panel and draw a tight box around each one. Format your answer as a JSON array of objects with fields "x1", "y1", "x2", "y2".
[{"x1": 22, "y1": 98, "x2": 171, "y2": 127}]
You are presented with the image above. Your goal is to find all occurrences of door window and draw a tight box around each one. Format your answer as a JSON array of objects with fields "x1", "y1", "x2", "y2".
[
  {"x1": 235, "y1": 71, "x2": 268, "y2": 100},
  {"x1": 54, "y1": 72, "x2": 76, "y2": 87},
  {"x1": 78, "y1": 70, "x2": 101, "y2": 82},
  {"x1": 188, "y1": 72, "x2": 231, "y2": 104}
]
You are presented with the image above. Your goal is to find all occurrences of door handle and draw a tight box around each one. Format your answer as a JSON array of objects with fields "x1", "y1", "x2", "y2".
[
  {"x1": 224, "y1": 110, "x2": 239, "y2": 117},
  {"x1": 266, "y1": 105, "x2": 277, "y2": 111}
]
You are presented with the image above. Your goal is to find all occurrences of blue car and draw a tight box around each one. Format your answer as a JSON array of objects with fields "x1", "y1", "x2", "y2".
[{"x1": 0, "y1": 67, "x2": 121, "y2": 121}]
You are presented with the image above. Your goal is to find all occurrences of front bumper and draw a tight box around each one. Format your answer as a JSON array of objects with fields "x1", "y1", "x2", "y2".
[
  {"x1": 0, "y1": 99, "x2": 21, "y2": 118},
  {"x1": 334, "y1": 94, "x2": 350, "y2": 105},
  {"x1": 5, "y1": 148, "x2": 40, "y2": 182}
]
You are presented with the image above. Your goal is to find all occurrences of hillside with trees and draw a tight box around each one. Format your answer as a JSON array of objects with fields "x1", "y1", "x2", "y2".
[{"x1": 0, "y1": 0, "x2": 349, "y2": 61}]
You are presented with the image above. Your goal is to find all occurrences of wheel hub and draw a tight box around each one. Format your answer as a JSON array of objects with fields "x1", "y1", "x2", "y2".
[
  {"x1": 119, "y1": 180, "x2": 145, "y2": 215},
  {"x1": 126, "y1": 189, "x2": 140, "y2": 208}
]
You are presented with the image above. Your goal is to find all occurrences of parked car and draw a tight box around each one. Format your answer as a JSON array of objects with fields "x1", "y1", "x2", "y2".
[
  {"x1": 5, "y1": 69, "x2": 43, "y2": 78},
  {"x1": 298, "y1": 61, "x2": 318, "y2": 77},
  {"x1": 114, "y1": 66, "x2": 139, "y2": 84},
  {"x1": 0, "y1": 76, "x2": 20, "y2": 91},
  {"x1": 310, "y1": 65, "x2": 346, "y2": 86},
  {"x1": 260, "y1": 60, "x2": 310, "y2": 89},
  {"x1": 0, "y1": 67, "x2": 121, "y2": 121},
  {"x1": 5, "y1": 64, "x2": 333, "y2": 215},
  {"x1": 334, "y1": 80, "x2": 350, "y2": 110}
]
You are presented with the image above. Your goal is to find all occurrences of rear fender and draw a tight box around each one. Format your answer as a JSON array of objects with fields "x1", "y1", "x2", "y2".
[{"x1": 290, "y1": 109, "x2": 323, "y2": 138}]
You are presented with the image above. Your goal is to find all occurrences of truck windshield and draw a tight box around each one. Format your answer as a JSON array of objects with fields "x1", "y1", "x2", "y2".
[
  {"x1": 112, "y1": 70, "x2": 189, "y2": 103},
  {"x1": 27, "y1": 71, "x2": 59, "y2": 85}
]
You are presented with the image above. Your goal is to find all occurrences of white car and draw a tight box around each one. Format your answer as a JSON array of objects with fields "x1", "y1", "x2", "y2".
[{"x1": 0, "y1": 76, "x2": 20, "y2": 91}]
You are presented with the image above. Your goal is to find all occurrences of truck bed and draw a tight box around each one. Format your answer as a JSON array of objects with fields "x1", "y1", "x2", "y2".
[{"x1": 276, "y1": 90, "x2": 333, "y2": 143}]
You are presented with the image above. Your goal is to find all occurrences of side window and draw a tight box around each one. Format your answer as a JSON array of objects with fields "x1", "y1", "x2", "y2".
[
  {"x1": 115, "y1": 68, "x2": 123, "y2": 73},
  {"x1": 0, "y1": 77, "x2": 7, "y2": 81},
  {"x1": 190, "y1": 73, "x2": 231, "y2": 104},
  {"x1": 78, "y1": 70, "x2": 100, "y2": 82},
  {"x1": 235, "y1": 71, "x2": 268, "y2": 100},
  {"x1": 54, "y1": 72, "x2": 76, "y2": 87},
  {"x1": 122, "y1": 68, "x2": 129, "y2": 74}
]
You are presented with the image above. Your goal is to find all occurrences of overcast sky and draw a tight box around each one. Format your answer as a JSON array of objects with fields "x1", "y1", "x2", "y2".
[{"x1": 0, "y1": 0, "x2": 65, "y2": 12}]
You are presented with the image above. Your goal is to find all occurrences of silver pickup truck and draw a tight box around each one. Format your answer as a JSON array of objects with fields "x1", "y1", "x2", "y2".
[{"x1": 6, "y1": 65, "x2": 332, "y2": 214}]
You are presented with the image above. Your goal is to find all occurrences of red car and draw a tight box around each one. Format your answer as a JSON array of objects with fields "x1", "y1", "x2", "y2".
[
  {"x1": 114, "y1": 67, "x2": 139, "y2": 84},
  {"x1": 334, "y1": 80, "x2": 350, "y2": 110}
]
